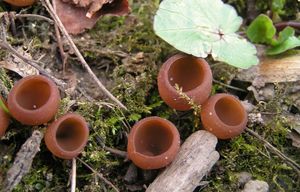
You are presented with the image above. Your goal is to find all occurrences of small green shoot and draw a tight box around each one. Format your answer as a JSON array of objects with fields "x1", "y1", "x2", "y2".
[
  {"x1": 246, "y1": 14, "x2": 276, "y2": 45},
  {"x1": 0, "y1": 98, "x2": 10, "y2": 115},
  {"x1": 247, "y1": 14, "x2": 300, "y2": 55}
]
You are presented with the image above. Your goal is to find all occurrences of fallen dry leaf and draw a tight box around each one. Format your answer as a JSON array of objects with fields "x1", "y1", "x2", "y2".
[
  {"x1": 236, "y1": 54, "x2": 300, "y2": 83},
  {"x1": 55, "y1": 0, "x2": 129, "y2": 34},
  {"x1": 0, "y1": 48, "x2": 39, "y2": 77},
  {"x1": 62, "y1": 0, "x2": 114, "y2": 18}
]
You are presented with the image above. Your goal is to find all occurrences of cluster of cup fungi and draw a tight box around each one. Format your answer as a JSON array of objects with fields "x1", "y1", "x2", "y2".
[
  {"x1": 0, "y1": 75, "x2": 89, "y2": 160},
  {"x1": 127, "y1": 53, "x2": 248, "y2": 170},
  {"x1": 2, "y1": 0, "x2": 247, "y2": 174},
  {"x1": 0, "y1": 54, "x2": 248, "y2": 171}
]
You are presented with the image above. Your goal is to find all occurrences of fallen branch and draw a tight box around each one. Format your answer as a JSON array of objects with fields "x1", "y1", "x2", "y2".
[
  {"x1": 3, "y1": 130, "x2": 44, "y2": 192},
  {"x1": 41, "y1": 0, "x2": 127, "y2": 110},
  {"x1": 146, "y1": 130, "x2": 220, "y2": 192}
]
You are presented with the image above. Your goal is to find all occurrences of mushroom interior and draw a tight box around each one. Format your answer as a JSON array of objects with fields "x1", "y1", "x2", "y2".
[
  {"x1": 168, "y1": 56, "x2": 204, "y2": 92},
  {"x1": 215, "y1": 97, "x2": 244, "y2": 126},
  {"x1": 16, "y1": 79, "x2": 51, "y2": 110},
  {"x1": 56, "y1": 118, "x2": 86, "y2": 151},
  {"x1": 134, "y1": 120, "x2": 174, "y2": 156}
]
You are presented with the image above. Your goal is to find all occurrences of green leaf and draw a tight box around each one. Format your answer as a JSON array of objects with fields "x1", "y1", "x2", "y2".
[
  {"x1": 246, "y1": 14, "x2": 276, "y2": 44},
  {"x1": 266, "y1": 36, "x2": 300, "y2": 55},
  {"x1": 275, "y1": 26, "x2": 295, "y2": 45},
  {"x1": 154, "y1": 0, "x2": 258, "y2": 69}
]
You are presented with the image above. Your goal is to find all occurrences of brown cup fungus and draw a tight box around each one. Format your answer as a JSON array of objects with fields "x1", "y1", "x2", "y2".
[
  {"x1": 127, "y1": 117, "x2": 180, "y2": 170},
  {"x1": 45, "y1": 113, "x2": 89, "y2": 159},
  {"x1": 158, "y1": 53, "x2": 212, "y2": 111},
  {"x1": 0, "y1": 97, "x2": 9, "y2": 138},
  {"x1": 8, "y1": 75, "x2": 60, "y2": 125},
  {"x1": 201, "y1": 93, "x2": 247, "y2": 139},
  {"x1": 4, "y1": 0, "x2": 35, "y2": 6}
]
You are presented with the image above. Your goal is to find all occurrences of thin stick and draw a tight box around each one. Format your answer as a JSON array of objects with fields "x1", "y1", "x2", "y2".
[
  {"x1": 71, "y1": 158, "x2": 76, "y2": 192},
  {"x1": 15, "y1": 14, "x2": 54, "y2": 24},
  {"x1": 77, "y1": 157, "x2": 120, "y2": 192},
  {"x1": 41, "y1": 0, "x2": 127, "y2": 110},
  {"x1": 274, "y1": 21, "x2": 300, "y2": 31},
  {"x1": 104, "y1": 146, "x2": 127, "y2": 158},
  {"x1": 52, "y1": 0, "x2": 68, "y2": 75},
  {"x1": 213, "y1": 79, "x2": 247, "y2": 93},
  {"x1": 246, "y1": 128, "x2": 300, "y2": 175}
]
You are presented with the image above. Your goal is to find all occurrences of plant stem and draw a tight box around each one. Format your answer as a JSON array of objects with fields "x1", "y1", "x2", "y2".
[
  {"x1": 0, "y1": 98, "x2": 10, "y2": 115},
  {"x1": 71, "y1": 158, "x2": 76, "y2": 192}
]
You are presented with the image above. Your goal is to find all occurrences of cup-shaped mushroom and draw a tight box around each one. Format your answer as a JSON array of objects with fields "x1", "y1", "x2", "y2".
[
  {"x1": 158, "y1": 53, "x2": 212, "y2": 111},
  {"x1": 4, "y1": 0, "x2": 35, "y2": 6},
  {"x1": 44, "y1": 113, "x2": 89, "y2": 159},
  {"x1": 127, "y1": 117, "x2": 180, "y2": 170},
  {"x1": 7, "y1": 75, "x2": 60, "y2": 125},
  {"x1": 200, "y1": 93, "x2": 248, "y2": 139},
  {"x1": 0, "y1": 97, "x2": 9, "y2": 138}
]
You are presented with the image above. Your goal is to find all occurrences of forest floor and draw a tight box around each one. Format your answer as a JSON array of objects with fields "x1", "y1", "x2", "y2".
[{"x1": 0, "y1": 0, "x2": 299, "y2": 191}]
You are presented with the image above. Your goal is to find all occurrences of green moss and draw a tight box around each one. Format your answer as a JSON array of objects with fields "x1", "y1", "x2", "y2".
[{"x1": 1, "y1": 0, "x2": 299, "y2": 191}]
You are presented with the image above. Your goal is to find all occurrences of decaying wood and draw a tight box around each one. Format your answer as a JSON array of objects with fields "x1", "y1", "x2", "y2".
[
  {"x1": 146, "y1": 130, "x2": 219, "y2": 192},
  {"x1": 3, "y1": 130, "x2": 43, "y2": 192},
  {"x1": 236, "y1": 54, "x2": 300, "y2": 83}
]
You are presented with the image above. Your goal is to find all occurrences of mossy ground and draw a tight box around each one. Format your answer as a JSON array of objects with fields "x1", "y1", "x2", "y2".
[{"x1": 0, "y1": 0, "x2": 299, "y2": 191}]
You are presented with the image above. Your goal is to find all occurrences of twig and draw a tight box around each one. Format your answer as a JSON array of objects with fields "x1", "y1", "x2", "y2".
[
  {"x1": 104, "y1": 146, "x2": 127, "y2": 158},
  {"x1": 8, "y1": 12, "x2": 16, "y2": 36},
  {"x1": 41, "y1": 0, "x2": 127, "y2": 110},
  {"x1": 213, "y1": 79, "x2": 247, "y2": 93},
  {"x1": 4, "y1": 130, "x2": 44, "y2": 192},
  {"x1": 246, "y1": 128, "x2": 300, "y2": 175},
  {"x1": 15, "y1": 13, "x2": 54, "y2": 24},
  {"x1": 76, "y1": 157, "x2": 120, "y2": 192},
  {"x1": 274, "y1": 21, "x2": 300, "y2": 31},
  {"x1": 52, "y1": 0, "x2": 68, "y2": 75},
  {"x1": 0, "y1": 40, "x2": 66, "y2": 89},
  {"x1": 71, "y1": 158, "x2": 76, "y2": 192}
]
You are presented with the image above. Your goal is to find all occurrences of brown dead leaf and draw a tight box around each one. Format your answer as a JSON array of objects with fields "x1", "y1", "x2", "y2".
[
  {"x1": 236, "y1": 54, "x2": 300, "y2": 83},
  {"x1": 55, "y1": 0, "x2": 129, "y2": 34},
  {"x1": 0, "y1": 48, "x2": 39, "y2": 77},
  {"x1": 62, "y1": 0, "x2": 114, "y2": 18}
]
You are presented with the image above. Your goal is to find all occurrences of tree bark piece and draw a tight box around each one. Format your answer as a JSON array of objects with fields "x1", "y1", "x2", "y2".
[
  {"x1": 3, "y1": 130, "x2": 43, "y2": 192},
  {"x1": 146, "y1": 130, "x2": 219, "y2": 192}
]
